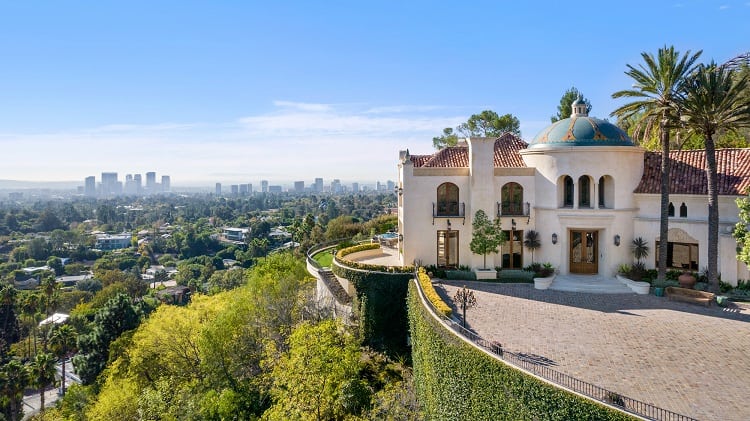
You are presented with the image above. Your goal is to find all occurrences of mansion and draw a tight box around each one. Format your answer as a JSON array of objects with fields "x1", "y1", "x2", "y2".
[{"x1": 397, "y1": 101, "x2": 750, "y2": 285}]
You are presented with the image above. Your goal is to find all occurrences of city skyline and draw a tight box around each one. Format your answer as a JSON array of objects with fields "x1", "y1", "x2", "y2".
[{"x1": 1, "y1": 2, "x2": 749, "y2": 183}]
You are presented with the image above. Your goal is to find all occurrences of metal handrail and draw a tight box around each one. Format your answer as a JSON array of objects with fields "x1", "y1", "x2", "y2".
[{"x1": 411, "y1": 274, "x2": 697, "y2": 421}]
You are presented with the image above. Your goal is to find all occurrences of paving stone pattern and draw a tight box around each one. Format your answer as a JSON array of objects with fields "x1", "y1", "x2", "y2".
[{"x1": 436, "y1": 281, "x2": 750, "y2": 421}]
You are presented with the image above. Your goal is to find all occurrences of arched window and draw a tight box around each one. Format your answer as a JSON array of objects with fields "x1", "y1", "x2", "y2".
[
  {"x1": 579, "y1": 176, "x2": 591, "y2": 208},
  {"x1": 680, "y1": 202, "x2": 687, "y2": 218},
  {"x1": 598, "y1": 176, "x2": 605, "y2": 208},
  {"x1": 501, "y1": 182, "x2": 523, "y2": 215},
  {"x1": 436, "y1": 183, "x2": 459, "y2": 216},
  {"x1": 563, "y1": 176, "x2": 574, "y2": 207},
  {"x1": 668, "y1": 202, "x2": 675, "y2": 217}
]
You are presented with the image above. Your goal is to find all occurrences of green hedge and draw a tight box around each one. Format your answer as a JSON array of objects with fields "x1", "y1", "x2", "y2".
[
  {"x1": 407, "y1": 283, "x2": 634, "y2": 421},
  {"x1": 335, "y1": 244, "x2": 414, "y2": 273},
  {"x1": 332, "y1": 263, "x2": 412, "y2": 357}
]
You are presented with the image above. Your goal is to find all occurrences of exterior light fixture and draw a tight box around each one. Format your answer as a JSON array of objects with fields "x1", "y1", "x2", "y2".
[
  {"x1": 447, "y1": 219, "x2": 452, "y2": 231},
  {"x1": 398, "y1": 234, "x2": 403, "y2": 242},
  {"x1": 552, "y1": 233, "x2": 558, "y2": 245},
  {"x1": 614, "y1": 235, "x2": 621, "y2": 246},
  {"x1": 511, "y1": 219, "x2": 517, "y2": 230},
  {"x1": 396, "y1": 187, "x2": 403, "y2": 196}
]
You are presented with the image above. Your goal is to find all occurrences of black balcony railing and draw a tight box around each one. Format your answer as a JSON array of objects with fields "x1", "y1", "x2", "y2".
[
  {"x1": 497, "y1": 201, "x2": 530, "y2": 217},
  {"x1": 433, "y1": 201, "x2": 465, "y2": 225},
  {"x1": 412, "y1": 274, "x2": 698, "y2": 421}
]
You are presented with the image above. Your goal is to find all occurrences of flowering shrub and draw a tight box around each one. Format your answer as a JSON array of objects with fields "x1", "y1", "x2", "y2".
[{"x1": 417, "y1": 267, "x2": 452, "y2": 317}]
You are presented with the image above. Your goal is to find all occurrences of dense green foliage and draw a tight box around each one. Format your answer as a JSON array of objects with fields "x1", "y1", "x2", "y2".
[
  {"x1": 469, "y1": 210, "x2": 505, "y2": 269},
  {"x1": 416, "y1": 268, "x2": 451, "y2": 317},
  {"x1": 433, "y1": 110, "x2": 522, "y2": 149},
  {"x1": 332, "y1": 263, "x2": 412, "y2": 356},
  {"x1": 407, "y1": 283, "x2": 634, "y2": 420},
  {"x1": 551, "y1": 87, "x2": 592, "y2": 122}
]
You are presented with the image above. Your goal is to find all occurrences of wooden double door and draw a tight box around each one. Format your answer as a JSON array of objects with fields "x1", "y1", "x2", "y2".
[{"x1": 569, "y1": 230, "x2": 598, "y2": 274}]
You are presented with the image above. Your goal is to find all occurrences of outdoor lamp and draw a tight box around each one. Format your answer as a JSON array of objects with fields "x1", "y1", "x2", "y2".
[
  {"x1": 614, "y1": 235, "x2": 621, "y2": 246},
  {"x1": 511, "y1": 219, "x2": 516, "y2": 230},
  {"x1": 552, "y1": 233, "x2": 558, "y2": 244},
  {"x1": 447, "y1": 219, "x2": 452, "y2": 231}
]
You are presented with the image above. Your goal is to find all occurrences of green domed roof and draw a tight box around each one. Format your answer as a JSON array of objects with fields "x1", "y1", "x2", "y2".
[{"x1": 529, "y1": 105, "x2": 634, "y2": 148}]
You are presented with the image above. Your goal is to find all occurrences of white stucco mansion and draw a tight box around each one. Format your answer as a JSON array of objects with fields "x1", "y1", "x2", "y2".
[{"x1": 397, "y1": 101, "x2": 750, "y2": 285}]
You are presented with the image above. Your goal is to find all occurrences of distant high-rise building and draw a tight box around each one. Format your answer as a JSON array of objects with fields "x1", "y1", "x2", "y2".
[
  {"x1": 161, "y1": 175, "x2": 170, "y2": 192},
  {"x1": 268, "y1": 185, "x2": 282, "y2": 193},
  {"x1": 294, "y1": 181, "x2": 304, "y2": 193},
  {"x1": 84, "y1": 176, "x2": 96, "y2": 197},
  {"x1": 133, "y1": 174, "x2": 142, "y2": 195},
  {"x1": 247, "y1": 183, "x2": 253, "y2": 194},
  {"x1": 376, "y1": 181, "x2": 382, "y2": 191},
  {"x1": 101, "y1": 172, "x2": 121, "y2": 196},
  {"x1": 314, "y1": 178, "x2": 323, "y2": 192},
  {"x1": 215, "y1": 183, "x2": 222, "y2": 196},
  {"x1": 239, "y1": 184, "x2": 249, "y2": 195},
  {"x1": 261, "y1": 180, "x2": 269, "y2": 193},
  {"x1": 124, "y1": 174, "x2": 138, "y2": 195},
  {"x1": 352, "y1": 182, "x2": 359, "y2": 193},
  {"x1": 146, "y1": 172, "x2": 156, "y2": 193},
  {"x1": 331, "y1": 179, "x2": 342, "y2": 194},
  {"x1": 231, "y1": 185, "x2": 239, "y2": 195}
]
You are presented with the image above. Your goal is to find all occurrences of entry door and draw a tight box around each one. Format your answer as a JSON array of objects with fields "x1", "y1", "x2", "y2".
[
  {"x1": 570, "y1": 230, "x2": 598, "y2": 274},
  {"x1": 437, "y1": 231, "x2": 459, "y2": 268}
]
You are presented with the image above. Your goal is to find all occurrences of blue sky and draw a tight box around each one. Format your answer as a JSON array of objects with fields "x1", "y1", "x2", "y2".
[{"x1": 0, "y1": 1, "x2": 748, "y2": 186}]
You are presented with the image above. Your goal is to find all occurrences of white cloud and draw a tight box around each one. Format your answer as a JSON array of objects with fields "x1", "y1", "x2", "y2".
[
  {"x1": 0, "y1": 101, "x2": 465, "y2": 185},
  {"x1": 719, "y1": 4, "x2": 730, "y2": 9}
]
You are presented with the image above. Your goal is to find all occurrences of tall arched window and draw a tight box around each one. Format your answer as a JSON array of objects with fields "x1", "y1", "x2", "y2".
[
  {"x1": 436, "y1": 182, "x2": 459, "y2": 216},
  {"x1": 501, "y1": 182, "x2": 523, "y2": 215},
  {"x1": 668, "y1": 202, "x2": 675, "y2": 217},
  {"x1": 680, "y1": 202, "x2": 687, "y2": 218},
  {"x1": 578, "y1": 176, "x2": 591, "y2": 208},
  {"x1": 563, "y1": 176, "x2": 574, "y2": 207},
  {"x1": 598, "y1": 176, "x2": 606, "y2": 208}
]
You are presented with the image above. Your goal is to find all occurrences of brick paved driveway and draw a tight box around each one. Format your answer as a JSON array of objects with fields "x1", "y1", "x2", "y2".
[{"x1": 436, "y1": 281, "x2": 750, "y2": 421}]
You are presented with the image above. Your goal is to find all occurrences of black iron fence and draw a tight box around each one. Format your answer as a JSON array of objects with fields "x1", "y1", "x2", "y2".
[{"x1": 412, "y1": 274, "x2": 698, "y2": 421}]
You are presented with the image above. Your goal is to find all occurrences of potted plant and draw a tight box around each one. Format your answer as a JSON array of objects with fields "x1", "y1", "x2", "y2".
[
  {"x1": 533, "y1": 262, "x2": 556, "y2": 290},
  {"x1": 469, "y1": 210, "x2": 505, "y2": 280},
  {"x1": 678, "y1": 272, "x2": 697, "y2": 289}
]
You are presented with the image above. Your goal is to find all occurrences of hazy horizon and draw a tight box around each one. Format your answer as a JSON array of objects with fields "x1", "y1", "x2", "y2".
[{"x1": 2, "y1": 2, "x2": 749, "y2": 183}]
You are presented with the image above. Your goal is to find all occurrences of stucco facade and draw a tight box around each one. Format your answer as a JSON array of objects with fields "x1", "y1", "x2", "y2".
[{"x1": 397, "y1": 106, "x2": 750, "y2": 285}]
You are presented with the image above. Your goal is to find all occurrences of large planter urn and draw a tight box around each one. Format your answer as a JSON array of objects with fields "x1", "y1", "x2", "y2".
[{"x1": 678, "y1": 272, "x2": 697, "y2": 289}]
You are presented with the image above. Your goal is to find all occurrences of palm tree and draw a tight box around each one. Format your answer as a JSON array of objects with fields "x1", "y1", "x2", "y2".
[
  {"x1": 0, "y1": 359, "x2": 29, "y2": 421},
  {"x1": 679, "y1": 62, "x2": 750, "y2": 292},
  {"x1": 29, "y1": 352, "x2": 57, "y2": 411},
  {"x1": 611, "y1": 46, "x2": 702, "y2": 282},
  {"x1": 523, "y1": 230, "x2": 541, "y2": 264},
  {"x1": 48, "y1": 324, "x2": 77, "y2": 396}
]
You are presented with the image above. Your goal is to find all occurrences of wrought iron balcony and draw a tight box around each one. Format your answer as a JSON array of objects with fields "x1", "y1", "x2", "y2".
[
  {"x1": 497, "y1": 201, "x2": 530, "y2": 217},
  {"x1": 433, "y1": 201, "x2": 465, "y2": 225}
]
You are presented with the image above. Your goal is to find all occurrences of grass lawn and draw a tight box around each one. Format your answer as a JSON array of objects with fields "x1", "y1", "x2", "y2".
[{"x1": 313, "y1": 249, "x2": 334, "y2": 268}]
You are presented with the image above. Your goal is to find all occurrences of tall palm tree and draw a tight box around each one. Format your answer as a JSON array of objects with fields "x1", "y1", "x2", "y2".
[
  {"x1": 611, "y1": 46, "x2": 702, "y2": 282},
  {"x1": 0, "y1": 359, "x2": 29, "y2": 421},
  {"x1": 679, "y1": 62, "x2": 750, "y2": 292},
  {"x1": 48, "y1": 324, "x2": 77, "y2": 396},
  {"x1": 29, "y1": 352, "x2": 57, "y2": 411}
]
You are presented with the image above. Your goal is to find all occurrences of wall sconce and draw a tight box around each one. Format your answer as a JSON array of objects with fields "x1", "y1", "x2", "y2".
[
  {"x1": 511, "y1": 219, "x2": 517, "y2": 230},
  {"x1": 551, "y1": 233, "x2": 558, "y2": 245},
  {"x1": 398, "y1": 234, "x2": 404, "y2": 242},
  {"x1": 446, "y1": 219, "x2": 452, "y2": 231},
  {"x1": 396, "y1": 186, "x2": 403, "y2": 196},
  {"x1": 614, "y1": 234, "x2": 621, "y2": 246}
]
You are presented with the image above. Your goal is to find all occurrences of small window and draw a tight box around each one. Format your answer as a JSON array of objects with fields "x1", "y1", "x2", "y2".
[
  {"x1": 679, "y1": 203, "x2": 687, "y2": 218},
  {"x1": 578, "y1": 176, "x2": 590, "y2": 208},
  {"x1": 668, "y1": 202, "x2": 675, "y2": 217},
  {"x1": 563, "y1": 176, "x2": 574, "y2": 207},
  {"x1": 598, "y1": 176, "x2": 605, "y2": 208}
]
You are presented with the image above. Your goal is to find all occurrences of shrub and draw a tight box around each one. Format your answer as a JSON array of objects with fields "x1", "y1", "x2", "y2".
[
  {"x1": 445, "y1": 270, "x2": 476, "y2": 281},
  {"x1": 335, "y1": 244, "x2": 414, "y2": 274},
  {"x1": 417, "y1": 268, "x2": 452, "y2": 317}
]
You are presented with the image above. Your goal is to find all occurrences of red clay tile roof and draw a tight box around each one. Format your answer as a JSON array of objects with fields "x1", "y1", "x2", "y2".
[
  {"x1": 635, "y1": 149, "x2": 750, "y2": 196},
  {"x1": 494, "y1": 133, "x2": 529, "y2": 167},
  {"x1": 409, "y1": 134, "x2": 528, "y2": 168}
]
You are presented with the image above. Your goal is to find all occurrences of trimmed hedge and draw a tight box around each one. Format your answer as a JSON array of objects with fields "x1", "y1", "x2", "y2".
[
  {"x1": 417, "y1": 268, "x2": 452, "y2": 317},
  {"x1": 332, "y1": 262, "x2": 413, "y2": 357},
  {"x1": 336, "y1": 244, "x2": 414, "y2": 273},
  {"x1": 408, "y1": 283, "x2": 634, "y2": 421}
]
